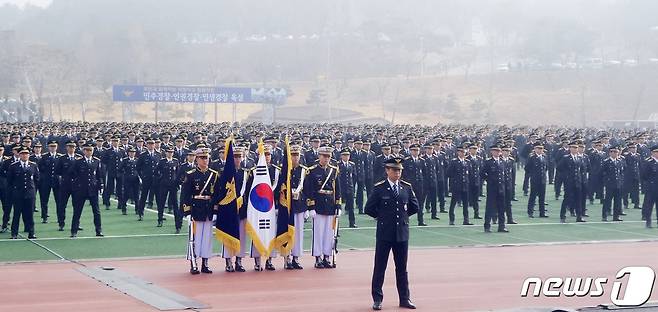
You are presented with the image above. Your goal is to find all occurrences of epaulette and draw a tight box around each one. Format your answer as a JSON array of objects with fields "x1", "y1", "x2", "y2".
[
  {"x1": 374, "y1": 180, "x2": 386, "y2": 186},
  {"x1": 508, "y1": 157, "x2": 515, "y2": 161},
  {"x1": 121, "y1": 157, "x2": 129, "y2": 161},
  {"x1": 75, "y1": 155, "x2": 83, "y2": 160},
  {"x1": 186, "y1": 168, "x2": 196, "y2": 174},
  {"x1": 11, "y1": 160, "x2": 19, "y2": 165},
  {"x1": 307, "y1": 164, "x2": 318, "y2": 170},
  {"x1": 328, "y1": 163, "x2": 339, "y2": 170},
  {"x1": 209, "y1": 168, "x2": 219, "y2": 174},
  {"x1": 28, "y1": 161, "x2": 37, "y2": 165},
  {"x1": 2, "y1": 156, "x2": 8, "y2": 160},
  {"x1": 272, "y1": 164, "x2": 281, "y2": 170},
  {"x1": 93, "y1": 156, "x2": 100, "y2": 161},
  {"x1": 399, "y1": 179, "x2": 412, "y2": 186},
  {"x1": 300, "y1": 165, "x2": 309, "y2": 170},
  {"x1": 348, "y1": 161, "x2": 355, "y2": 165}
]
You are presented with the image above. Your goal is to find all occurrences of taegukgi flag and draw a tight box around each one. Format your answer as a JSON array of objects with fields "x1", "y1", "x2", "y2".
[{"x1": 245, "y1": 141, "x2": 277, "y2": 257}]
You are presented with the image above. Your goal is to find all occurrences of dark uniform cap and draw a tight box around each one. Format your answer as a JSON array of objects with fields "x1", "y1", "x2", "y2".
[
  {"x1": 33, "y1": 142, "x2": 42, "y2": 148},
  {"x1": 127, "y1": 147, "x2": 137, "y2": 153},
  {"x1": 384, "y1": 157, "x2": 404, "y2": 170},
  {"x1": 533, "y1": 142, "x2": 544, "y2": 148},
  {"x1": 489, "y1": 143, "x2": 502, "y2": 151},
  {"x1": 409, "y1": 143, "x2": 421, "y2": 150},
  {"x1": 290, "y1": 145, "x2": 302, "y2": 155},
  {"x1": 318, "y1": 144, "x2": 333, "y2": 156},
  {"x1": 18, "y1": 146, "x2": 30, "y2": 154},
  {"x1": 65, "y1": 140, "x2": 76, "y2": 147},
  {"x1": 82, "y1": 143, "x2": 94, "y2": 150},
  {"x1": 340, "y1": 147, "x2": 351, "y2": 155}
]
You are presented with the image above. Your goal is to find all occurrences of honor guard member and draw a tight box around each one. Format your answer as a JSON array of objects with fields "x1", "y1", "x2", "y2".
[
  {"x1": 181, "y1": 147, "x2": 219, "y2": 274},
  {"x1": 118, "y1": 147, "x2": 139, "y2": 216},
  {"x1": 642, "y1": 146, "x2": 658, "y2": 228},
  {"x1": 37, "y1": 141, "x2": 61, "y2": 224},
  {"x1": 54, "y1": 141, "x2": 79, "y2": 231},
  {"x1": 481, "y1": 144, "x2": 508, "y2": 233},
  {"x1": 285, "y1": 145, "x2": 309, "y2": 270},
  {"x1": 136, "y1": 139, "x2": 159, "y2": 221},
  {"x1": 338, "y1": 147, "x2": 357, "y2": 228},
  {"x1": 8, "y1": 147, "x2": 40, "y2": 239},
  {"x1": 303, "y1": 144, "x2": 342, "y2": 269},
  {"x1": 176, "y1": 150, "x2": 196, "y2": 234},
  {"x1": 402, "y1": 144, "x2": 426, "y2": 226},
  {"x1": 70, "y1": 143, "x2": 105, "y2": 238},
  {"x1": 365, "y1": 157, "x2": 419, "y2": 311},
  {"x1": 101, "y1": 137, "x2": 124, "y2": 210},
  {"x1": 220, "y1": 146, "x2": 249, "y2": 272},
  {"x1": 525, "y1": 142, "x2": 548, "y2": 218},
  {"x1": 601, "y1": 145, "x2": 625, "y2": 221},
  {"x1": 155, "y1": 147, "x2": 179, "y2": 227},
  {"x1": 447, "y1": 146, "x2": 471, "y2": 225}
]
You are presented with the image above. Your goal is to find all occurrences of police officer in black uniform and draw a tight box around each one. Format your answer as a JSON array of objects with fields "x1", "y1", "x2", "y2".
[
  {"x1": 118, "y1": 147, "x2": 139, "y2": 216},
  {"x1": 70, "y1": 143, "x2": 105, "y2": 238},
  {"x1": 176, "y1": 150, "x2": 196, "y2": 234},
  {"x1": 402, "y1": 144, "x2": 426, "y2": 226},
  {"x1": 102, "y1": 137, "x2": 124, "y2": 210},
  {"x1": 482, "y1": 144, "x2": 508, "y2": 233},
  {"x1": 525, "y1": 142, "x2": 548, "y2": 218},
  {"x1": 8, "y1": 147, "x2": 39, "y2": 239},
  {"x1": 136, "y1": 138, "x2": 159, "y2": 221},
  {"x1": 601, "y1": 145, "x2": 625, "y2": 221},
  {"x1": 365, "y1": 157, "x2": 418, "y2": 311},
  {"x1": 155, "y1": 147, "x2": 179, "y2": 227},
  {"x1": 55, "y1": 141, "x2": 78, "y2": 231},
  {"x1": 642, "y1": 145, "x2": 658, "y2": 227},
  {"x1": 37, "y1": 140, "x2": 61, "y2": 224},
  {"x1": 338, "y1": 147, "x2": 356, "y2": 228},
  {"x1": 447, "y1": 146, "x2": 471, "y2": 225}
]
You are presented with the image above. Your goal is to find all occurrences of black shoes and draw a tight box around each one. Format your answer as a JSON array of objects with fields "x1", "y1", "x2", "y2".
[
  {"x1": 497, "y1": 228, "x2": 509, "y2": 233},
  {"x1": 96, "y1": 232, "x2": 104, "y2": 237},
  {"x1": 399, "y1": 300, "x2": 417, "y2": 309},
  {"x1": 175, "y1": 228, "x2": 181, "y2": 234},
  {"x1": 314, "y1": 257, "x2": 324, "y2": 269},
  {"x1": 157, "y1": 220, "x2": 163, "y2": 227},
  {"x1": 265, "y1": 259, "x2": 276, "y2": 271},
  {"x1": 418, "y1": 222, "x2": 427, "y2": 226},
  {"x1": 322, "y1": 257, "x2": 334, "y2": 269},
  {"x1": 190, "y1": 267, "x2": 200, "y2": 275},
  {"x1": 28, "y1": 234, "x2": 37, "y2": 239},
  {"x1": 349, "y1": 224, "x2": 358, "y2": 228},
  {"x1": 372, "y1": 301, "x2": 382, "y2": 310},
  {"x1": 291, "y1": 260, "x2": 303, "y2": 270},
  {"x1": 201, "y1": 258, "x2": 212, "y2": 274}
]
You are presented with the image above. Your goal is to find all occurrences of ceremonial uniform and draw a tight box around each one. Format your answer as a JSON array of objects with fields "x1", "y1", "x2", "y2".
[
  {"x1": 37, "y1": 149, "x2": 61, "y2": 223},
  {"x1": 54, "y1": 150, "x2": 78, "y2": 230},
  {"x1": 558, "y1": 149, "x2": 586, "y2": 222},
  {"x1": 136, "y1": 148, "x2": 159, "y2": 219},
  {"x1": 155, "y1": 155, "x2": 179, "y2": 225},
  {"x1": 402, "y1": 147, "x2": 425, "y2": 226},
  {"x1": 181, "y1": 164, "x2": 219, "y2": 273},
  {"x1": 447, "y1": 155, "x2": 470, "y2": 225},
  {"x1": 101, "y1": 145, "x2": 124, "y2": 209},
  {"x1": 289, "y1": 164, "x2": 309, "y2": 267},
  {"x1": 602, "y1": 155, "x2": 625, "y2": 221},
  {"x1": 525, "y1": 152, "x2": 548, "y2": 217},
  {"x1": 622, "y1": 151, "x2": 641, "y2": 209},
  {"x1": 303, "y1": 148, "x2": 341, "y2": 268},
  {"x1": 482, "y1": 153, "x2": 507, "y2": 232},
  {"x1": 338, "y1": 157, "x2": 356, "y2": 227},
  {"x1": 642, "y1": 151, "x2": 658, "y2": 227},
  {"x1": 118, "y1": 153, "x2": 139, "y2": 215}
]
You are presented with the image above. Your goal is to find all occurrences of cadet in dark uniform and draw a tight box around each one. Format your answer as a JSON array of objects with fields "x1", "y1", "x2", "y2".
[
  {"x1": 136, "y1": 139, "x2": 159, "y2": 221},
  {"x1": 38, "y1": 141, "x2": 61, "y2": 224},
  {"x1": 118, "y1": 147, "x2": 139, "y2": 216},
  {"x1": 402, "y1": 144, "x2": 426, "y2": 226},
  {"x1": 421, "y1": 144, "x2": 438, "y2": 219},
  {"x1": 482, "y1": 144, "x2": 508, "y2": 233},
  {"x1": 622, "y1": 143, "x2": 641, "y2": 209},
  {"x1": 447, "y1": 146, "x2": 471, "y2": 225},
  {"x1": 558, "y1": 141, "x2": 586, "y2": 223},
  {"x1": 55, "y1": 141, "x2": 78, "y2": 231},
  {"x1": 0, "y1": 145, "x2": 9, "y2": 233},
  {"x1": 466, "y1": 143, "x2": 482, "y2": 220},
  {"x1": 155, "y1": 147, "x2": 179, "y2": 227},
  {"x1": 352, "y1": 139, "x2": 367, "y2": 214},
  {"x1": 365, "y1": 157, "x2": 418, "y2": 311},
  {"x1": 362, "y1": 141, "x2": 375, "y2": 199},
  {"x1": 176, "y1": 150, "x2": 196, "y2": 234},
  {"x1": 338, "y1": 147, "x2": 357, "y2": 228},
  {"x1": 101, "y1": 137, "x2": 124, "y2": 210},
  {"x1": 502, "y1": 145, "x2": 517, "y2": 224},
  {"x1": 70, "y1": 143, "x2": 105, "y2": 238},
  {"x1": 642, "y1": 146, "x2": 658, "y2": 227},
  {"x1": 8, "y1": 147, "x2": 39, "y2": 239},
  {"x1": 373, "y1": 144, "x2": 393, "y2": 181},
  {"x1": 601, "y1": 145, "x2": 625, "y2": 221},
  {"x1": 525, "y1": 142, "x2": 548, "y2": 218}
]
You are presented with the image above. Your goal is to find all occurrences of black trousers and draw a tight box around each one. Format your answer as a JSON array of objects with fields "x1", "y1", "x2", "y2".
[
  {"x1": 365, "y1": 178, "x2": 373, "y2": 197},
  {"x1": 622, "y1": 180, "x2": 640, "y2": 208},
  {"x1": 414, "y1": 188, "x2": 424, "y2": 224},
  {"x1": 548, "y1": 163, "x2": 555, "y2": 184},
  {"x1": 71, "y1": 192, "x2": 102, "y2": 234},
  {"x1": 341, "y1": 191, "x2": 355, "y2": 226},
  {"x1": 560, "y1": 186, "x2": 584, "y2": 220},
  {"x1": 643, "y1": 189, "x2": 658, "y2": 223},
  {"x1": 1, "y1": 186, "x2": 11, "y2": 228},
  {"x1": 119, "y1": 177, "x2": 139, "y2": 211},
  {"x1": 10, "y1": 196, "x2": 35, "y2": 236},
  {"x1": 103, "y1": 173, "x2": 122, "y2": 207},
  {"x1": 436, "y1": 181, "x2": 446, "y2": 211},
  {"x1": 603, "y1": 186, "x2": 622, "y2": 219},
  {"x1": 467, "y1": 184, "x2": 480, "y2": 217},
  {"x1": 484, "y1": 191, "x2": 506, "y2": 230},
  {"x1": 57, "y1": 184, "x2": 73, "y2": 227},
  {"x1": 554, "y1": 173, "x2": 564, "y2": 197},
  {"x1": 371, "y1": 239, "x2": 410, "y2": 303},
  {"x1": 527, "y1": 182, "x2": 546, "y2": 216},
  {"x1": 138, "y1": 178, "x2": 156, "y2": 216},
  {"x1": 38, "y1": 180, "x2": 58, "y2": 220},
  {"x1": 424, "y1": 182, "x2": 437, "y2": 216},
  {"x1": 449, "y1": 189, "x2": 469, "y2": 223},
  {"x1": 156, "y1": 183, "x2": 178, "y2": 222},
  {"x1": 355, "y1": 179, "x2": 365, "y2": 212}
]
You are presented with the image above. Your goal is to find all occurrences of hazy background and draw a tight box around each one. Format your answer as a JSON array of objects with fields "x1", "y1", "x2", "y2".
[{"x1": 1, "y1": 0, "x2": 657, "y2": 126}]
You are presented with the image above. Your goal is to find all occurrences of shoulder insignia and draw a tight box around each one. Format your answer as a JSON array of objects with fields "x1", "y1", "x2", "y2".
[
  {"x1": 209, "y1": 168, "x2": 219, "y2": 174},
  {"x1": 308, "y1": 164, "x2": 318, "y2": 170},
  {"x1": 272, "y1": 165, "x2": 281, "y2": 170},
  {"x1": 348, "y1": 161, "x2": 355, "y2": 165},
  {"x1": 75, "y1": 156, "x2": 83, "y2": 160},
  {"x1": 186, "y1": 169, "x2": 196, "y2": 174},
  {"x1": 374, "y1": 180, "x2": 386, "y2": 186},
  {"x1": 57, "y1": 153, "x2": 63, "y2": 156},
  {"x1": 328, "y1": 163, "x2": 339, "y2": 170},
  {"x1": 93, "y1": 157, "x2": 100, "y2": 161},
  {"x1": 29, "y1": 161, "x2": 37, "y2": 165},
  {"x1": 399, "y1": 179, "x2": 412, "y2": 186}
]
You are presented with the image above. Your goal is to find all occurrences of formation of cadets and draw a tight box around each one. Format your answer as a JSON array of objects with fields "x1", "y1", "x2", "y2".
[{"x1": 0, "y1": 123, "x2": 657, "y2": 259}]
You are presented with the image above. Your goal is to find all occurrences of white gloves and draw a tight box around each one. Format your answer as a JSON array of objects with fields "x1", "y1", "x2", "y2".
[
  {"x1": 212, "y1": 215, "x2": 217, "y2": 222},
  {"x1": 309, "y1": 210, "x2": 317, "y2": 218},
  {"x1": 304, "y1": 211, "x2": 309, "y2": 219},
  {"x1": 337, "y1": 209, "x2": 343, "y2": 217}
]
